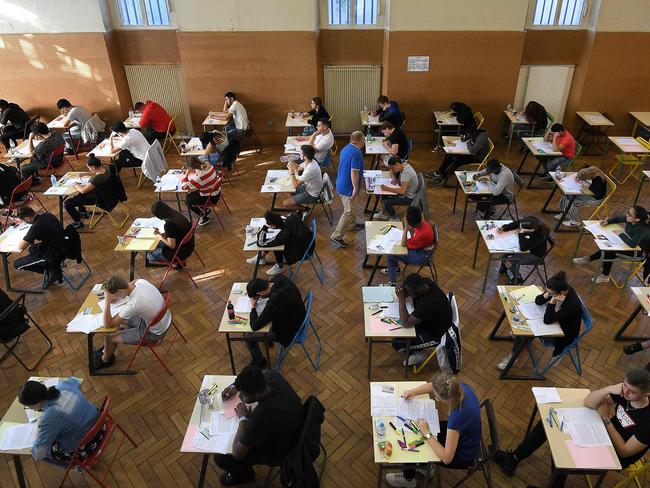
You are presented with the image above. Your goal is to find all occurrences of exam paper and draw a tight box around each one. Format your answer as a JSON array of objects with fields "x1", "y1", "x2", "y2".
[
  {"x1": 382, "y1": 303, "x2": 401, "y2": 319},
  {"x1": 527, "y1": 319, "x2": 562, "y2": 336},
  {"x1": 209, "y1": 412, "x2": 239, "y2": 436},
  {"x1": 518, "y1": 302, "x2": 546, "y2": 320},
  {"x1": 532, "y1": 141, "x2": 555, "y2": 153},
  {"x1": 233, "y1": 297, "x2": 268, "y2": 314},
  {"x1": 0, "y1": 224, "x2": 31, "y2": 252},
  {"x1": 0, "y1": 423, "x2": 37, "y2": 451},
  {"x1": 370, "y1": 383, "x2": 397, "y2": 416},
  {"x1": 66, "y1": 313, "x2": 104, "y2": 334},
  {"x1": 191, "y1": 422, "x2": 235, "y2": 453},
  {"x1": 133, "y1": 217, "x2": 166, "y2": 230},
  {"x1": 510, "y1": 285, "x2": 540, "y2": 304},
  {"x1": 97, "y1": 297, "x2": 129, "y2": 317},
  {"x1": 555, "y1": 407, "x2": 612, "y2": 446},
  {"x1": 396, "y1": 398, "x2": 440, "y2": 434},
  {"x1": 489, "y1": 234, "x2": 519, "y2": 251},
  {"x1": 531, "y1": 387, "x2": 562, "y2": 404}
]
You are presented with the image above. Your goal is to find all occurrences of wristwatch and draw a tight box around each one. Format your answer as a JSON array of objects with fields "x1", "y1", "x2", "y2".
[
  {"x1": 602, "y1": 418, "x2": 611, "y2": 426},
  {"x1": 424, "y1": 432, "x2": 432, "y2": 440}
]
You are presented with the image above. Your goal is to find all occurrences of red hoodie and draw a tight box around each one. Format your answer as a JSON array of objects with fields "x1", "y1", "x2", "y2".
[{"x1": 139, "y1": 100, "x2": 175, "y2": 133}]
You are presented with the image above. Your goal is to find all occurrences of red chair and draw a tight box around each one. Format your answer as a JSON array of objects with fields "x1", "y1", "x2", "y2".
[
  {"x1": 125, "y1": 291, "x2": 186, "y2": 375},
  {"x1": 192, "y1": 191, "x2": 231, "y2": 231},
  {"x1": 149, "y1": 227, "x2": 205, "y2": 289},
  {"x1": 2, "y1": 175, "x2": 47, "y2": 230},
  {"x1": 58, "y1": 396, "x2": 137, "y2": 488},
  {"x1": 39, "y1": 144, "x2": 75, "y2": 190}
]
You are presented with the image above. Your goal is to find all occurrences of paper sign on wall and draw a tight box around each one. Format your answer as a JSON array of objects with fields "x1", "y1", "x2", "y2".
[{"x1": 407, "y1": 56, "x2": 429, "y2": 72}]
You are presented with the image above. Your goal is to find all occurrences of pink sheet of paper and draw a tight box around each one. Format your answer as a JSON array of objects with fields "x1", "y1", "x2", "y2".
[
  {"x1": 369, "y1": 317, "x2": 400, "y2": 334},
  {"x1": 181, "y1": 425, "x2": 199, "y2": 451},
  {"x1": 221, "y1": 396, "x2": 239, "y2": 419},
  {"x1": 565, "y1": 440, "x2": 618, "y2": 469}
]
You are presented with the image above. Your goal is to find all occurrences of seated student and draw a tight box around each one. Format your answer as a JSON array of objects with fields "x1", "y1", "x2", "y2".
[
  {"x1": 374, "y1": 156, "x2": 419, "y2": 221},
  {"x1": 63, "y1": 153, "x2": 110, "y2": 229},
  {"x1": 494, "y1": 366, "x2": 650, "y2": 488},
  {"x1": 56, "y1": 99, "x2": 91, "y2": 152},
  {"x1": 624, "y1": 339, "x2": 650, "y2": 355},
  {"x1": 381, "y1": 122, "x2": 409, "y2": 162},
  {"x1": 542, "y1": 123, "x2": 576, "y2": 176},
  {"x1": 573, "y1": 206, "x2": 650, "y2": 284},
  {"x1": 497, "y1": 271, "x2": 582, "y2": 370},
  {"x1": 108, "y1": 121, "x2": 150, "y2": 172},
  {"x1": 386, "y1": 374, "x2": 481, "y2": 488},
  {"x1": 0, "y1": 99, "x2": 30, "y2": 151},
  {"x1": 296, "y1": 118, "x2": 335, "y2": 165},
  {"x1": 382, "y1": 206, "x2": 435, "y2": 284},
  {"x1": 12, "y1": 207, "x2": 65, "y2": 287},
  {"x1": 282, "y1": 145, "x2": 323, "y2": 210},
  {"x1": 523, "y1": 100, "x2": 548, "y2": 137},
  {"x1": 146, "y1": 201, "x2": 194, "y2": 265},
  {"x1": 449, "y1": 101, "x2": 477, "y2": 136},
  {"x1": 469, "y1": 159, "x2": 515, "y2": 219},
  {"x1": 246, "y1": 211, "x2": 312, "y2": 276},
  {"x1": 223, "y1": 92, "x2": 249, "y2": 138},
  {"x1": 497, "y1": 216, "x2": 550, "y2": 285},
  {"x1": 135, "y1": 100, "x2": 175, "y2": 143},
  {"x1": 181, "y1": 156, "x2": 222, "y2": 226},
  {"x1": 17, "y1": 377, "x2": 101, "y2": 466},
  {"x1": 392, "y1": 273, "x2": 453, "y2": 366},
  {"x1": 21, "y1": 122, "x2": 65, "y2": 185},
  {"x1": 216, "y1": 366, "x2": 303, "y2": 485},
  {"x1": 556, "y1": 166, "x2": 607, "y2": 227},
  {"x1": 426, "y1": 126, "x2": 489, "y2": 184},
  {"x1": 374, "y1": 95, "x2": 403, "y2": 128},
  {"x1": 303, "y1": 96, "x2": 330, "y2": 135},
  {"x1": 0, "y1": 162, "x2": 24, "y2": 205},
  {"x1": 245, "y1": 276, "x2": 305, "y2": 368},
  {"x1": 198, "y1": 131, "x2": 230, "y2": 168},
  {"x1": 94, "y1": 275, "x2": 173, "y2": 369}
]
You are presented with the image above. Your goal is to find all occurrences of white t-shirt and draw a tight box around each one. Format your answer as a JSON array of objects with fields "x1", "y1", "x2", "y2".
[
  {"x1": 228, "y1": 100, "x2": 249, "y2": 130},
  {"x1": 297, "y1": 160, "x2": 323, "y2": 197},
  {"x1": 313, "y1": 130, "x2": 335, "y2": 164},
  {"x1": 116, "y1": 129, "x2": 151, "y2": 161},
  {"x1": 118, "y1": 279, "x2": 172, "y2": 335},
  {"x1": 66, "y1": 106, "x2": 91, "y2": 136}
]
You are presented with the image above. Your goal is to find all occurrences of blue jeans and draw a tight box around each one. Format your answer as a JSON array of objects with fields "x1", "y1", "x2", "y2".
[
  {"x1": 382, "y1": 195, "x2": 413, "y2": 217},
  {"x1": 302, "y1": 126, "x2": 316, "y2": 136},
  {"x1": 146, "y1": 242, "x2": 168, "y2": 263},
  {"x1": 544, "y1": 156, "x2": 570, "y2": 173},
  {"x1": 198, "y1": 153, "x2": 223, "y2": 167},
  {"x1": 387, "y1": 248, "x2": 426, "y2": 283},
  {"x1": 226, "y1": 122, "x2": 248, "y2": 138}
]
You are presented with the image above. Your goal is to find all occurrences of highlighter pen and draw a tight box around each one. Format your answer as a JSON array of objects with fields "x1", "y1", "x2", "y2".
[
  {"x1": 401, "y1": 428, "x2": 407, "y2": 447},
  {"x1": 409, "y1": 420, "x2": 420, "y2": 434},
  {"x1": 388, "y1": 421, "x2": 398, "y2": 433},
  {"x1": 403, "y1": 423, "x2": 417, "y2": 434}
]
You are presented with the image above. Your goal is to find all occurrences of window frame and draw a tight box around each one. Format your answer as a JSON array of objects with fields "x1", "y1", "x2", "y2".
[
  {"x1": 526, "y1": 0, "x2": 589, "y2": 30},
  {"x1": 326, "y1": 0, "x2": 381, "y2": 28},
  {"x1": 115, "y1": 0, "x2": 176, "y2": 30}
]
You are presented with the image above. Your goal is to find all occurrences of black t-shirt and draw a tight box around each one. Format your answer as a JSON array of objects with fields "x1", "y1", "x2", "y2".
[
  {"x1": 238, "y1": 370, "x2": 303, "y2": 459},
  {"x1": 0, "y1": 103, "x2": 29, "y2": 129},
  {"x1": 388, "y1": 128, "x2": 409, "y2": 160},
  {"x1": 589, "y1": 176, "x2": 607, "y2": 200},
  {"x1": 411, "y1": 280, "x2": 452, "y2": 343},
  {"x1": 162, "y1": 218, "x2": 194, "y2": 261},
  {"x1": 308, "y1": 106, "x2": 329, "y2": 127},
  {"x1": 609, "y1": 393, "x2": 650, "y2": 467},
  {"x1": 23, "y1": 213, "x2": 63, "y2": 248}
]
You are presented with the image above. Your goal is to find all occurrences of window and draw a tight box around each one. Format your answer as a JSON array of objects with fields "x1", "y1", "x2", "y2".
[
  {"x1": 117, "y1": 0, "x2": 171, "y2": 27},
  {"x1": 328, "y1": 0, "x2": 378, "y2": 26},
  {"x1": 532, "y1": 0, "x2": 586, "y2": 27}
]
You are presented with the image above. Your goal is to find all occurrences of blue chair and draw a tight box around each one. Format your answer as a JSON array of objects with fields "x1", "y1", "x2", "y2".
[
  {"x1": 527, "y1": 297, "x2": 592, "y2": 376},
  {"x1": 403, "y1": 137, "x2": 413, "y2": 162},
  {"x1": 274, "y1": 291, "x2": 321, "y2": 370},
  {"x1": 288, "y1": 219, "x2": 324, "y2": 284}
]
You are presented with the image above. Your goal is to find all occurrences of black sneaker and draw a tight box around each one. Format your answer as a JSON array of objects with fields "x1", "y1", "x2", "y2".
[
  {"x1": 424, "y1": 171, "x2": 440, "y2": 178},
  {"x1": 352, "y1": 223, "x2": 365, "y2": 231},
  {"x1": 198, "y1": 215, "x2": 211, "y2": 226},
  {"x1": 498, "y1": 263, "x2": 508, "y2": 275},
  {"x1": 218, "y1": 470, "x2": 255, "y2": 486},
  {"x1": 30, "y1": 177, "x2": 41, "y2": 186},
  {"x1": 71, "y1": 222, "x2": 84, "y2": 230},
  {"x1": 330, "y1": 236, "x2": 349, "y2": 248},
  {"x1": 92, "y1": 353, "x2": 115, "y2": 370},
  {"x1": 493, "y1": 449, "x2": 518, "y2": 477},
  {"x1": 79, "y1": 210, "x2": 90, "y2": 219},
  {"x1": 623, "y1": 342, "x2": 643, "y2": 355}
]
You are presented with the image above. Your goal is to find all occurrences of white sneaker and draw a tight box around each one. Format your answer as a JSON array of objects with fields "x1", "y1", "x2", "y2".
[
  {"x1": 404, "y1": 350, "x2": 430, "y2": 366},
  {"x1": 497, "y1": 352, "x2": 513, "y2": 371},
  {"x1": 373, "y1": 211, "x2": 389, "y2": 221},
  {"x1": 572, "y1": 256, "x2": 590, "y2": 265},
  {"x1": 246, "y1": 256, "x2": 265, "y2": 265},
  {"x1": 591, "y1": 274, "x2": 610, "y2": 284},
  {"x1": 266, "y1": 264, "x2": 285, "y2": 276},
  {"x1": 385, "y1": 473, "x2": 417, "y2": 488},
  {"x1": 553, "y1": 214, "x2": 562, "y2": 220},
  {"x1": 561, "y1": 220, "x2": 581, "y2": 227}
]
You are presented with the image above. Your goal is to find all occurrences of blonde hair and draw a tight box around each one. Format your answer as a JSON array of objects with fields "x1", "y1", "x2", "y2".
[
  {"x1": 577, "y1": 166, "x2": 604, "y2": 181},
  {"x1": 431, "y1": 374, "x2": 464, "y2": 411}
]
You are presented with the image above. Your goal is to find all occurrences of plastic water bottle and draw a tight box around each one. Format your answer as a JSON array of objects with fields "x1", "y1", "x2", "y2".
[
  {"x1": 506, "y1": 104, "x2": 512, "y2": 113},
  {"x1": 366, "y1": 126, "x2": 371, "y2": 142},
  {"x1": 363, "y1": 105, "x2": 368, "y2": 114},
  {"x1": 128, "y1": 108, "x2": 134, "y2": 118},
  {"x1": 227, "y1": 300, "x2": 235, "y2": 320},
  {"x1": 555, "y1": 166, "x2": 561, "y2": 180},
  {"x1": 8, "y1": 139, "x2": 15, "y2": 154},
  {"x1": 50, "y1": 175, "x2": 57, "y2": 187}
]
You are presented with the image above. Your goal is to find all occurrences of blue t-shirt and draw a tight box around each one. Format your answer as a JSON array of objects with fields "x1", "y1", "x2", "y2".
[
  {"x1": 336, "y1": 143, "x2": 364, "y2": 197},
  {"x1": 447, "y1": 383, "x2": 481, "y2": 462}
]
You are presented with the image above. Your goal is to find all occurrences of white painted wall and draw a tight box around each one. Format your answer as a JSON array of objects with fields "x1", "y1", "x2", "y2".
[
  {"x1": 0, "y1": 0, "x2": 108, "y2": 34},
  {"x1": 388, "y1": 0, "x2": 529, "y2": 31},
  {"x1": 595, "y1": 0, "x2": 650, "y2": 32}
]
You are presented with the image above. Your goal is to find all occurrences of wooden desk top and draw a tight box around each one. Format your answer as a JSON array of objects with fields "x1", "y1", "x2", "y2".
[
  {"x1": 370, "y1": 381, "x2": 440, "y2": 464},
  {"x1": 68, "y1": 287, "x2": 117, "y2": 334},
  {"x1": 476, "y1": 220, "x2": 524, "y2": 254},
  {"x1": 154, "y1": 169, "x2": 186, "y2": 194},
  {"x1": 497, "y1": 285, "x2": 563, "y2": 337},
  {"x1": 361, "y1": 112, "x2": 381, "y2": 126},
  {"x1": 577, "y1": 112, "x2": 614, "y2": 127},
  {"x1": 0, "y1": 139, "x2": 38, "y2": 160},
  {"x1": 44, "y1": 172, "x2": 89, "y2": 197},
  {"x1": 0, "y1": 224, "x2": 30, "y2": 253},
  {"x1": 260, "y1": 169, "x2": 295, "y2": 193},
  {"x1": 522, "y1": 137, "x2": 563, "y2": 157},
  {"x1": 581, "y1": 220, "x2": 640, "y2": 252},
  {"x1": 550, "y1": 172, "x2": 594, "y2": 197},
  {"x1": 630, "y1": 112, "x2": 650, "y2": 127},
  {"x1": 364, "y1": 170, "x2": 395, "y2": 195},
  {"x1": 202, "y1": 112, "x2": 228, "y2": 126},
  {"x1": 180, "y1": 374, "x2": 237, "y2": 453},
  {"x1": 535, "y1": 388, "x2": 621, "y2": 471},
  {"x1": 114, "y1": 219, "x2": 161, "y2": 253},
  {"x1": 443, "y1": 136, "x2": 472, "y2": 155},
  {"x1": 504, "y1": 110, "x2": 529, "y2": 124},
  {"x1": 89, "y1": 139, "x2": 120, "y2": 160},
  {"x1": 630, "y1": 287, "x2": 650, "y2": 314},
  {"x1": 433, "y1": 111, "x2": 460, "y2": 126},
  {"x1": 285, "y1": 112, "x2": 310, "y2": 128},
  {"x1": 365, "y1": 221, "x2": 407, "y2": 256},
  {"x1": 180, "y1": 137, "x2": 204, "y2": 157},
  {"x1": 217, "y1": 283, "x2": 270, "y2": 334},
  {"x1": 284, "y1": 136, "x2": 305, "y2": 154},
  {"x1": 363, "y1": 287, "x2": 415, "y2": 339},
  {"x1": 608, "y1": 137, "x2": 650, "y2": 154},
  {"x1": 455, "y1": 171, "x2": 492, "y2": 195},
  {"x1": 365, "y1": 138, "x2": 390, "y2": 155}
]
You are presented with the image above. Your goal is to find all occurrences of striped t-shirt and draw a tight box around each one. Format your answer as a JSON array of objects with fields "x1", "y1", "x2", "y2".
[{"x1": 181, "y1": 166, "x2": 222, "y2": 197}]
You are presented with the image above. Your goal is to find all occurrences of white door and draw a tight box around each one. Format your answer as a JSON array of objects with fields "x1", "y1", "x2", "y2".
[{"x1": 514, "y1": 65, "x2": 575, "y2": 123}]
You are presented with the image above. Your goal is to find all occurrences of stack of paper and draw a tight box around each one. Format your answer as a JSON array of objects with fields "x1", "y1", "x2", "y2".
[
  {"x1": 518, "y1": 302, "x2": 546, "y2": 320},
  {"x1": 191, "y1": 421, "x2": 235, "y2": 453},
  {"x1": 66, "y1": 313, "x2": 104, "y2": 334},
  {"x1": 97, "y1": 297, "x2": 129, "y2": 317},
  {"x1": 531, "y1": 387, "x2": 561, "y2": 404},
  {"x1": 555, "y1": 407, "x2": 612, "y2": 447},
  {"x1": 532, "y1": 141, "x2": 555, "y2": 153},
  {"x1": 158, "y1": 172, "x2": 182, "y2": 191},
  {"x1": 370, "y1": 383, "x2": 397, "y2": 416},
  {"x1": 559, "y1": 175, "x2": 584, "y2": 193},
  {"x1": 445, "y1": 140, "x2": 468, "y2": 153},
  {"x1": 381, "y1": 303, "x2": 400, "y2": 319},
  {"x1": 133, "y1": 217, "x2": 166, "y2": 230},
  {"x1": 233, "y1": 297, "x2": 268, "y2": 314},
  {"x1": 528, "y1": 319, "x2": 562, "y2": 336},
  {"x1": 0, "y1": 224, "x2": 31, "y2": 252},
  {"x1": 488, "y1": 233, "x2": 519, "y2": 251},
  {"x1": 0, "y1": 423, "x2": 37, "y2": 451}
]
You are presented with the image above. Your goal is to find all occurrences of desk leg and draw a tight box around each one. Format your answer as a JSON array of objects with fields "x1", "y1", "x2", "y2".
[
  {"x1": 364, "y1": 194, "x2": 372, "y2": 213},
  {"x1": 489, "y1": 312, "x2": 512, "y2": 341},
  {"x1": 376, "y1": 463, "x2": 383, "y2": 488},
  {"x1": 572, "y1": 227, "x2": 586, "y2": 261},
  {"x1": 404, "y1": 339, "x2": 410, "y2": 379},
  {"x1": 472, "y1": 231, "x2": 480, "y2": 269},
  {"x1": 524, "y1": 404, "x2": 538, "y2": 438},
  {"x1": 526, "y1": 160, "x2": 544, "y2": 189},
  {"x1": 252, "y1": 252, "x2": 262, "y2": 279},
  {"x1": 270, "y1": 193, "x2": 277, "y2": 211},
  {"x1": 87, "y1": 333, "x2": 96, "y2": 375},
  {"x1": 368, "y1": 195, "x2": 380, "y2": 221},
  {"x1": 58, "y1": 195, "x2": 64, "y2": 223},
  {"x1": 13, "y1": 455, "x2": 26, "y2": 488},
  {"x1": 506, "y1": 123, "x2": 514, "y2": 157},
  {"x1": 452, "y1": 180, "x2": 459, "y2": 213},
  {"x1": 197, "y1": 453, "x2": 209, "y2": 488},
  {"x1": 500, "y1": 337, "x2": 544, "y2": 380},
  {"x1": 367, "y1": 338, "x2": 373, "y2": 380},
  {"x1": 129, "y1": 251, "x2": 136, "y2": 281},
  {"x1": 367, "y1": 255, "x2": 381, "y2": 286},
  {"x1": 481, "y1": 253, "x2": 492, "y2": 295},
  {"x1": 226, "y1": 333, "x2": 236, "y2": 375},
  {"x1": 2, "y1": 253, "x2": 11, "y2": 292},
  {"x1": 460, "y1": 195, "x2": 469, "y2": 232},
  {"x1": 540, "y1": 186, "x2": 558, "y2": 214},
  {"x1": 633, "y1": 174, "x2": 646, "y2": 206},
  {"x1": 614, "y1": 304, "x2": 646, "y2": 340},
  {"x1": 516, "y1": 149, "x2": 530, "y2": 174},
  {"x1": 600, "y1": 137, "x2": 611, "y2": 166}
]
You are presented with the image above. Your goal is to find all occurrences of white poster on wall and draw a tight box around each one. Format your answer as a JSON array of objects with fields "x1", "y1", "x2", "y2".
[{"x1": 407, "y1": 56, "x2": 429, "y2": 72}]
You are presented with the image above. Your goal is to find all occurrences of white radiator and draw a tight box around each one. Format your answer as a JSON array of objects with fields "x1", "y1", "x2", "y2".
[
  {"x1": 124, "y1": 64, "x2": 191, "y2": 134},
  {"x1": 324, "y1": 65, "x2": 381, "y2": 134}
]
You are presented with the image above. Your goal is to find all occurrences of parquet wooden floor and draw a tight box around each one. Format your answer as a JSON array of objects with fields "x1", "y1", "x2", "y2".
[{"x1": 1, "y1": 139, "x2": 649, "y2": 488}]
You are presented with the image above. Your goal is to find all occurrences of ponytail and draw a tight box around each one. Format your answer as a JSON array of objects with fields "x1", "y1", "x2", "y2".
[
  {"x1": 431, "y1": 374, "x2": 464, "y2": 411},
  {"x1": 87, "y1": 153, "x2": 101, "y2": 168},
  {"x1": 45, "y1": 386, "x2": 59, "y2": 400},
  {"x1": 18, "y1": 380, "x2": 60, "y2": 407}
]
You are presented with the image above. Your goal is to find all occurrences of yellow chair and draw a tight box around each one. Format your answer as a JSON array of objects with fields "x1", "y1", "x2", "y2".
[
  {"x1": 474, "y1": 111, "x2": 485, "y2": 130},
  {"x1": 162, "y1": 114, "x2": 181, "y2": 155},
  {"x1": 608, "y1": 137, "x2": 649, "y2": 185},
  {"x1": 88, "y1": 202, "x2": 129, "y2": 230},
  {"x1": 586, "y1": 456, "x2": 649, "y2": 488},
  {"x1": 586, "y1": 174, "x2": 616, "y2": 221}
]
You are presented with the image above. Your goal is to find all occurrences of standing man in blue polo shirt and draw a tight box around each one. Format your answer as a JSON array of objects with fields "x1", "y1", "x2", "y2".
[{"x1": 330, "y1": 131, "x2": 365, "y2": 248}]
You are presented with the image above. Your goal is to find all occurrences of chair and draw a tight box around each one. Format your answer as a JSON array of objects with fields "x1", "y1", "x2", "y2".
[
  {"x1": 273, "y1": 291, "x2": 321, "y2": 370},
  {"x1": 38, "y1": 144, "x2": 75, "y2": 190},
  {"x1": 2, "y1": 175, "x2": 47, "y2": 230},
  {"x1": 412, "y1": 173, "x2": 431, "y2": 221},
  {"x1": 527, "y1": 296, "x2": 592, "y2": 376},
  {"x1": 401, "y1": 223, "x2": 438, "y2": 282},
  {"x1": 192, "y1": 188, "x2": 231, "y2": 230},
  {"x1": 303, "y1": 173, "x2": 334, "y2": 225},
  {"x1": 586, "y1": 174, "x2": 616, "y2": 221},
  {"x1": 400, "y1": 111, "x2": 406, "y2": 129},
  {"x1": 22, "y1": 115, "x2": 40, "y2": 141},
  {"x1": 586, "y1": 456, "x2": 648, "y2": 488},
  {"x1": 443, "y1": 137, "x2": 493, "y2": 187},
  {"x1": 0, "y1": 293, "x2": 52, "y2": 371},
  {"x1": 161, "y1": 114, "x2": 180, "y2": 155},
  {"x1": 474, "y1": 111, "x2": 485, "y2": 130},
  {"x1": 402, "y1": 137, "x2": 413, "y2": 162},
  {"x1": 608, "y1": 137, "x2": 648, "y2": 184},
  {"x1": 546, "y1": 112, "x2": 555, "y2": 128},
  {"x1": 88, "y1": 167, "x2": 129, "y2": 229},
  {"x1": 520, "y1": 234, "x2": 555, "y2": 285},
  {"x1": 150, "y1": 228, "x2": 205, "y2": 289},
  {"x1": 138, "y1": 140, "x2": 167, "y2": 188},
  {"x1": 494, "y1": 171, "x2": 523, "y2": 221},
  {"x1": 58, "y1": 396, "x2": 137, "y2": 488},
  {"x1": 288, "y1": 220, "x2": 324, "y2": 284},
  {"x1": 244, "y1": 119, "x2": 263, "y2": 154},
  {"x1": 125, "y1": 291, "x2": 187, "y2": 375},
  {"x1": 413, "y1": 291, "x2": 459, "y2": 374},
  {"x1": 563, "y1": 141, "x2": 583, "y2": 171}
]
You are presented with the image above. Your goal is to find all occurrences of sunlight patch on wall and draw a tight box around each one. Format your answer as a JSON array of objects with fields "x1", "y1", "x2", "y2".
[
  {"x1": 0, "y1": 1, "x2": 42, "y2": 31},
  {"x1": 0, "y1": 37, "x2": 5, "y2": 49},
  {"x1": 18, "y1": 38, "x2": 44, "y2": 69},
  {"x1": 57, "y1": 52, "x2": 94, "y2": 80}
]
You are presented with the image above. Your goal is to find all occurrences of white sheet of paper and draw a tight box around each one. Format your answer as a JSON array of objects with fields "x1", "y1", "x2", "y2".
[
  {"x1": 518, "y1": 302, "x2": 546, "y2": 320},
  {"x1": 0, "y1": 224, "x2": 31, "y2": 252},
  {"x1": 384, "y1": 228, "x2": 404, "y2": 243},
  {"x1": 234, "y1": 297, "x2": 252, "y2": 314},
  {"x1": 368, "y1": 237, "x2": 387, "y2": 252},
  {"x1": 489, "y1": 235, "x2": 519, "y2": 251},
  {"x1": 97, "y1": 297, "x2": 129, "y2": 317},
  {"x1": 209, "y1": 412, "x2": 239, "y2": 436},
  {"x1": 370, "y1": 383, "x2": 397, "y2": 416},
  {"x1": 191, "y1": 422, "x2": 235, "y2": 453},
  {"x1": 249, "y1": 218, "x2": 266, "y2": 228},
  {"x1": 133, "y1": 217, "x2": 166, "y2": 230},
  {"x1": 0, "y1": 423, "x2": 37, "y2": 451},
  {"x1": 527, "y1": 319, "x2": 562, "y2": 336},
  {"x1": 159, "y1": 173, "x2": 181, "y2": 191},
  {"x1": 381, "y1": 303, "x2": 400, "y2": 319},
  {"x1": 66, "y1": 313, "x2": 104, "y2": 334},
  {"x1": 396, "y1": 398, "x2": 440, "y2": 434},
  {"x1": 531, "y1": 387, "x2": 562, "y2": 404},
  {"x1": 533, "y1": 141, "x2": 555, "y2": 153},
  {"x1": 567, "y1": 423, "x2": 612, "y2": 447}
]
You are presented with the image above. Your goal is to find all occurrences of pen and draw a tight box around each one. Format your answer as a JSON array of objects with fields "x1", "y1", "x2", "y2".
[
  {"x1": 388, "y1": 421, "x2": 398, "y2": 433},
  {"x1": 200, "y1": 429, "x2": 210, "y2": 440},
  {"x1": 403, "y1": 423, "x2": 417, "y2": 434},
  {"x1": 400, "y1": 449, "x2": 420, "y2": 452},
  {"x1": 401, "y1": 428, "x2": 406, "y2": 447},
  {"x1": 389, "y1": 327, "x2": 401, "y2": 331},
  {"x1": 372, "y1": 309, "x2": 382, "y2": 316}
]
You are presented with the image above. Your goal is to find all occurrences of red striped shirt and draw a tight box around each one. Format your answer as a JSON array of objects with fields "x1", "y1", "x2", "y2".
[{"x1": 181, "y1": 166, "x2": 222, "y2": 197}]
